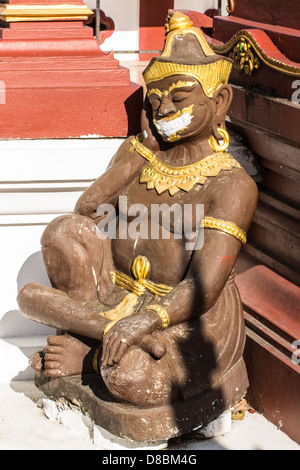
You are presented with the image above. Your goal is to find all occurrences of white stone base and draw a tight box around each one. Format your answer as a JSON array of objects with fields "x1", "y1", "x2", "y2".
[
  {"x1": 41, "y1": 396, "x2": 233, "y2": 449},
  {"x1": 42, "y1": 397, "x2": 168, "y2": 450},
  {"x1": 196, "y1": 409, "x2": 233, "y2": 438}
]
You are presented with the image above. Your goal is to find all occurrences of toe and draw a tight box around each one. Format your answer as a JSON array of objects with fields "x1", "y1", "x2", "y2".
[{"x1": 44, "y1": 361, "x2": 64, "y2": 377}]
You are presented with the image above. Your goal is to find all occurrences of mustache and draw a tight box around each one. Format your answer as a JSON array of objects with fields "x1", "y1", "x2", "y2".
[{"x1": 153, "y1": 105, "x2": 194, "y2": 141}]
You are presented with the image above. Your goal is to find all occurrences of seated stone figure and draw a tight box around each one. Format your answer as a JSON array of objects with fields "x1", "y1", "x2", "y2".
[{"x1": 18, "y1": 11, "x2": 258, "y2": 433}]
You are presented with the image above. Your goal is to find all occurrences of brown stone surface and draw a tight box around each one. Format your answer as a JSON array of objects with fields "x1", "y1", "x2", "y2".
[{"x1": 36, "y1": 358, "x2": 248, "y2": 442}]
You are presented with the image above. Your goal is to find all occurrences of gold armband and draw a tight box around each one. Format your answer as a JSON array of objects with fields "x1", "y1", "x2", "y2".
[
  {"x1": 201, "y1": 216, "x2": 247, "y2": 244},
  {"x1": 146, "y1": 305, "x2": 170, "y2": 329}
]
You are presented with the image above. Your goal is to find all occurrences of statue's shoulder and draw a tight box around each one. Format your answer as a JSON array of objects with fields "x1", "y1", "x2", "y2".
[
  {"x1": 233, "y1": 163, "x2": 258, "y2": 197},
  {"x1": 218, "y1": 158, "x2": 258, "y2": 200},
  {"x1": 209, "y1": 163, "x2": 258, "y2": 229},
  {"x1": 111, "y1": 136, "x2": 136, "y2": 165}
]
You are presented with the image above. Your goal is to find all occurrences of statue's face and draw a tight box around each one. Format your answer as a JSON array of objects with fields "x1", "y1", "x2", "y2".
[{"x1": 147, "y1": 75, "x2": 214, "y2": 143}]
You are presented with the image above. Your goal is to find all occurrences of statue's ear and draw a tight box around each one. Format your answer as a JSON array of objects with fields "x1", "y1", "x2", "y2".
[{"x1": 211, "y1": 84, "x2": 233, "y2": 141}]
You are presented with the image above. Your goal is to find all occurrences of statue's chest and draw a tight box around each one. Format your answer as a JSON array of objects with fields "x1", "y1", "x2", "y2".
[
  {"x1": 122, "y1": 170, "x2": 212, "y2": 204},
  {"x1": 119, "y1": 174, "x2": 211, "y2": 234}
]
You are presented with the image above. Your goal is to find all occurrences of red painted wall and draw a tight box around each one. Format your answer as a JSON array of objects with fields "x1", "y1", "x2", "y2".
[{"x1": 139, "y1": 0, "x2": 174, "y2": 60}]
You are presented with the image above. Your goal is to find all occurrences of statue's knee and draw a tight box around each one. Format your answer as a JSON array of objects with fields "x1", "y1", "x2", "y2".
[
  {"x1": 17, "y1": 282, "x2": 43, "y2": 314},
  {"x1": 41, "y1": 215, "x2": 74, "y2": 247},
  {"x1": 101, "y1": 348, "x2": 175, "y2": 407},
  {"x1": 41, "y1": 214, "x2": 96, "y2": 248}
]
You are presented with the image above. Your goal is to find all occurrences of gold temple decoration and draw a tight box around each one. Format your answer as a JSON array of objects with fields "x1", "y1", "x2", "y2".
[
  {"x1": 102, "y1": 256, "x2": 173, "y2": 337},
  {"x1": 112, "y1": 255, "x2": 173, "y2": 298},
  {"x1": 147, "y1": 80, "x2": 197, "y2": 98},
  {"x1": 103, "y1": 319, "x2": 118, "y2": 336},
  {"x1": 230, "y1": 38, "x2": 260, "y2": 76},
  {"x1": 0, "y1": 3, "x2": 93, "y2": 22},
  {"x1": 211, "y1": 29, "x2": 300, "y2": 77},
  {"x1": 164, "y1": 10, "x2": 194, "y2": 34},
  {"x1": 143, "y1": 59, "x2": 232, "y2": 99},
  {"x1": 226, "y1": 0, "x2": 235, "y2": 15},
  {"x1": 209, "y1": 127, "x2": 230, "y2": 152},
  {"x1": 201, "y1": 217, "x2": 247, "y2": 244},
  {"x1": 145, "y1": 305, "x2": 170, "y2": 329},
  {"x1": 92, "y1": 345, "x2": 101, "y2": 374},
  {"x1": 143, "y1": 11, "x2": 233, "y2": 98},
  {"x1": 130, "y1": 136, "x2": 241, "y2": 196},
  {"x1": 162, "y1": 12, "x2": 216, "y2": 59}
]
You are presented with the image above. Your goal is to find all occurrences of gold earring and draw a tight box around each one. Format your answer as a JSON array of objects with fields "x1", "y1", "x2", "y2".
[{"x1": 209, "y1": 127, "x2": 229, "y2": 152}]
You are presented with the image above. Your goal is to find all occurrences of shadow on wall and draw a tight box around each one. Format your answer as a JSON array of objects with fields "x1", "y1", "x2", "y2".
[
  {"x1": 0, "y1": 251, "x2": 54, "y2": 382},
  {"x1": 0, "y1": 251, "x2": 53, "y2": 338}
]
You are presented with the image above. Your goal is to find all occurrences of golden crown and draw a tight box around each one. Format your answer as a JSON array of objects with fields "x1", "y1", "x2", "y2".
[{"x1": 143, "y1": 11, "x2": 232, "y2": 98}]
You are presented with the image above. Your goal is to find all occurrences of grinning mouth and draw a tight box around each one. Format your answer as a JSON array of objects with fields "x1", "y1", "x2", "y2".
[{"x1": 153, "y1": 105, "x2": 194, "y2": 142}]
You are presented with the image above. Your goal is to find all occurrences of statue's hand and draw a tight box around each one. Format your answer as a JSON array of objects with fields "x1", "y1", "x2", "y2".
[
  {"x1": 101, "y1": 312, "x2": 158, "y2": 367},
  {"x1": 140, "y1": 99, "x2": 160, "y2": 152}
]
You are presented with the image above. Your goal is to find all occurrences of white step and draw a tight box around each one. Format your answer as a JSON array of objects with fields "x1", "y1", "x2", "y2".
[{"x1": 0, "y1": 335, "x2": 49, "y2": 382}]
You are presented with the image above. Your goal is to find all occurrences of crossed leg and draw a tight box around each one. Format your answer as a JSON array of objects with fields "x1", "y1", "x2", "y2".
[
  {"x1": 19, "y1": 213, "x2": 114, "y2": 377},
  {"x1": 18, "y1": 214, "x2": 178, "y2": 406},
  {"x1": 41, "y1": 213, "x2": 115, "y2": 301}
]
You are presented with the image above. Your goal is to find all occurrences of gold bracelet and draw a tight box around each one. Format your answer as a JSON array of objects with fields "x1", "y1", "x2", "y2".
[
  {"x1": 146, "y1": 305, "x2": 170, "y2": 329},
  {"x1": 92, "y1": 345, "x2": 101, "y2": 375},
  {"x1": 103, "y1": 320, "x2": 117, "y2": 337}
]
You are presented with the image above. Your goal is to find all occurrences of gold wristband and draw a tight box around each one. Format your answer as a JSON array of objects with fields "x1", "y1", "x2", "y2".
[
  {"x1": 92, "y1": 345, "x2": 101, "y2": 375},
  {"x1": 103, "y1": 320, "x2": 117, "y2": 337},
  {"x1": 146, "y1": 305, "x2": 170, "y2": 329}
]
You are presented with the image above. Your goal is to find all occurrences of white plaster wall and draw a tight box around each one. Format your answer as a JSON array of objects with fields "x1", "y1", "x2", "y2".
[
  {"x1": 0, "y1": 138, "x2": 123, "y2": 382},
  {"x1": 174, "y1": 0, "x2": 217, "y2": 13},
  {"x1": 174, "y1": 0, "x2": 228, "y2": 16},
  {"x1": 87, "y1": 0, "x2": 140, "y2": 60},
  {"x1": 84, "y1": 0, "x2": 222, "y2": 60}
]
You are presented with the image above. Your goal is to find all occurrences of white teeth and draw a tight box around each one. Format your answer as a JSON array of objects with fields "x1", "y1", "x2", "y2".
[{"x1": 154, "y1": 111, "x2": 193, "y2": 140}]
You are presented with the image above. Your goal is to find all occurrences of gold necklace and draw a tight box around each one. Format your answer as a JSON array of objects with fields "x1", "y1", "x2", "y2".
[{"x1": 130, "y1": 136, "x2": 241, "y2": 195}]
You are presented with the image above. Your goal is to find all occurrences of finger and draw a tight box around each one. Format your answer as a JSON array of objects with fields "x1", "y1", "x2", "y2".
[
  {"x1": 112, "y1": 340, "x2": 128, "y2": 365},
  {"x1": 106, "y1": 337, "x2": 126, "y2": 367},
  {"x1": 103, "y1": 335, "x2": 123, "y2": 367},
  {"x1": 101, "y1": 331, "x2": 118, "y2": 366}
]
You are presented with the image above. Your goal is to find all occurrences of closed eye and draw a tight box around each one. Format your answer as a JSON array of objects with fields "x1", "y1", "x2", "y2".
[
  {"x1": 172, "y1": 92, "x2": 190, "y2": 102},
  {"x1": 149, "y1": 97, "x2": 161, "y2": 111}
]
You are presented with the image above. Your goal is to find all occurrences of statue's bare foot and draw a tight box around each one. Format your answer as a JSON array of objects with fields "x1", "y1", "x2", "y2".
[
  {"x1": 39, "y1": 333, "x2": 97, "y2": 377},
  {"x1": 29, "y1": 350, "x2": 46, "y2": 371}
]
